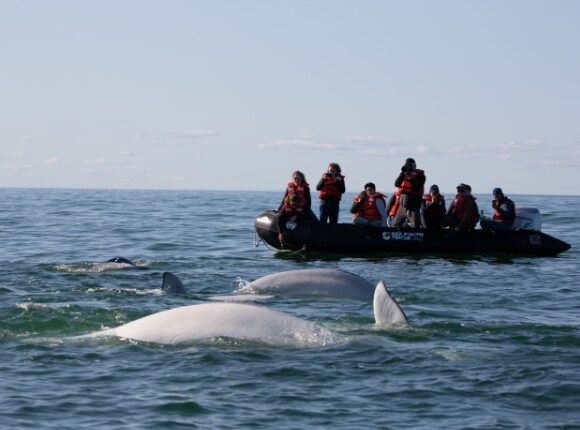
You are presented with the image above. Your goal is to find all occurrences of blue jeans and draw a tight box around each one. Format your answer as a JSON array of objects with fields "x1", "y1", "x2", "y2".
[{"x1": 319, "y1": 201, "x2": 340, "y2": 224}]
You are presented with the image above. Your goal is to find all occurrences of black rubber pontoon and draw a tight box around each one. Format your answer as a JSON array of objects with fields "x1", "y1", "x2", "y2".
[{"x1": 255, "y1": 210, "x2": 571, "y2": 256}]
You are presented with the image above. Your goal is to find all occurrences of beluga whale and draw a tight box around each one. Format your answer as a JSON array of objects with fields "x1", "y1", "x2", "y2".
[
  {"x1": 86, "y1": 281, "x2": 407, "y2": 346},
  {"x1": 236, "y1": 268, "x2": 376, "y2": 301},
  {"x1": 161, "y1": 272, "x2": 186, "y2": 295}
]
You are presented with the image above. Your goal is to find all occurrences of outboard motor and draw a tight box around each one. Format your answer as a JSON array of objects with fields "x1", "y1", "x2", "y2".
[{"x1": 512, "y1": 207, "x2": 541, "y2": 231}]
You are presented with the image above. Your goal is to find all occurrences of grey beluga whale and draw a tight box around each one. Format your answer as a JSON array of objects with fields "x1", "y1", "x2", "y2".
[
  {"x1": 160, "y1": 272, "x2": 186, "y2": 294},
  {"x1": 87, "y1": 280, "x2": 407, "y2": 345},
  {"x1": 106, "y1": 257, "x2": 137, "y2": 266},
  {"x1": 236, "y1": 268, "x2": 376, "y2": 301}
]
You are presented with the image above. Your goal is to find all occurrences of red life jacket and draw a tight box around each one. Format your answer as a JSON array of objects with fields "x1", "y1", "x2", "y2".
[
  {"x1": 422, "y1": 193, "x2": 445, "y2": 206},
  {"x1": 286, "y1": 181, "x2": 308, "y2": 209},
  {"x1": 319, "y1": 174, "x2": 344, "y2": 200},
  {"x1": 493, "y1": 198, "x2": 516, "y2": 223},
  {"x1": 398, "y1": 169, "x2": 425, "y2": 197},
  {"x1": 388, "y1": 191, "x2": 401, "y2": 217},
  {"x1": 282, "y1": 203, "x2": 304, "y2": 218},
  {"x1": 449, "y1": 195, "x2": 479, "y2": 226},
  {"x1": 362, "y1": 193, "x2": 386, "y2": 220}
]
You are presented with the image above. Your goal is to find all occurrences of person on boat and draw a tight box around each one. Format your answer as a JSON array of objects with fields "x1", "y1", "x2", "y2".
[
  {"x1": 316, "y1": 162, "x2": 346, "y2": 224},
  {"x1": 277, "y1": 170, "x2": 317, "y2": 243},
  {"x1": 386, "y1": 189, "x2": 403, "y2": 227},
  {"x1": 480, "y1": 187, "x2": 516, "y2": 230},
  {"x1": 443, "y1": 183, "x2": 479, "y2": 231},
  {"x1": 350, "y1": 182, "x2": 388, "y2": 227},
  {"x1": 420, "y1": 184, "x2": 446, "y2": 229},
  {"x1": 393, "y1": 157, "x2": 426, "y2": 228}
]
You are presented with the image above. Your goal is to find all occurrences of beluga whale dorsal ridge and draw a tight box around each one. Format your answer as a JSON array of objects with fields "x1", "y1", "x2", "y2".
[{"x1": 238, "y1": 268, "x2": 376, "y2": 301}]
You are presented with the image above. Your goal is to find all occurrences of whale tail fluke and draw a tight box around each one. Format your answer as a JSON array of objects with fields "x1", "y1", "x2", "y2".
[
  {"x1": 161, "y1": 272, "x2": 186, "y2": 294},
  {"x1": 373, "y1": 280, "x2": 408, "y2": 325}
]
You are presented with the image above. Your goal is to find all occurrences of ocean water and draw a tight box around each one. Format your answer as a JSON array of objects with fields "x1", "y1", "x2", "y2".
[{"x1": 0, "y1": 188, "x2": 578, "y2": 429}]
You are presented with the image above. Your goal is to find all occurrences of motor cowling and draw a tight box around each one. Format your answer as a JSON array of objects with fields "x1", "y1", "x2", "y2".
[{"x1": 512, "y1": 207, "x2": 541, "y2": 231}]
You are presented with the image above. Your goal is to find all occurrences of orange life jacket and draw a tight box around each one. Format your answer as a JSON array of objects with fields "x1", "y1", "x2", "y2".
[
  {"x1": 398, "y1": 169, "x2": 425, "y2": 197},
  {"x1": 388, "y1": 191, "x2": 401, "y2": 217},
  {"x1": 318, "y1": 174, "x2": 344, "y2": 200}
]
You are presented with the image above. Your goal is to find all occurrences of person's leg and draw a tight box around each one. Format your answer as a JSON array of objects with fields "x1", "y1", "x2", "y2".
[
  {"x1": 407, "y1": 208, "x2": 421, "y2": 228},
  {"x1": 328, "y1": 203, "x2": 339, "y2": 224},
  {"x1": 394, "y1": 205, "x2": 408, "y2": 227},
  {"x1": 353, "y1": 217, "x2": 369, "y2": 226},
  {"x1": 319, "y1": 202, "x2": 329, "y2": 224}
]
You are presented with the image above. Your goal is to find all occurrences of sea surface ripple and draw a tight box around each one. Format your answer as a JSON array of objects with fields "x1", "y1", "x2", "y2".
[{"x1": 0, "y1": 188, "x2": 578, "y2": 429}]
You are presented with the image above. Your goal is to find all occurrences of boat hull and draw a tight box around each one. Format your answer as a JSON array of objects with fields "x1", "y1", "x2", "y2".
[{"x1": 255, "y1": 211, "x2": 571, "y2": 256}]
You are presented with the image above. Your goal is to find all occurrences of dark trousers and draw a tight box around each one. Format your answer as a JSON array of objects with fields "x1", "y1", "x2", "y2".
[{"x1": 319, "y1": 200, "x2": 340, "y2": 224}]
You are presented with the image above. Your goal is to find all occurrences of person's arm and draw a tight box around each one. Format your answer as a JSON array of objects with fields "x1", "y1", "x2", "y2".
[
  {"x1": 315, "y1": 176, "x2": 326, "y2": 191},
  {"x1": 337, "y1": 175, "x2": 346, "y2": 194},
  {"x1": 394, "y1": 172, "x2": 405, "y2": 188},
  {"x1": 416, "y1": 171, "x2": 426, "y2": 188},
  {"x1": 350, "y1": 193, "x2": 365, "y2": 214},
  {"x1": 278, "y1": 189, "x2": 289, "y2": 211},
  {"x1": 497, "y1": 199, "x2": 516, "y2": 223},
  {"x1": 303, "y1": 187, "x2": 312, "y2": 211}
]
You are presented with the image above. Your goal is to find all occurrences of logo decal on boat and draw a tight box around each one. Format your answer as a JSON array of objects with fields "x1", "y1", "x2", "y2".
[
  {"x1": 382, "y1": 231, "x2": 425, "y2": 242},
  {"x1": 528, "y1": 234, "x2": 541, "y2": 245}
]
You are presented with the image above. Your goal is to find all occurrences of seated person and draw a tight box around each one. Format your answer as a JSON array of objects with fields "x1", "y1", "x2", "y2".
[
  {"x1": 480, "y1": 187, "x2": 516, "y2": 230},
  {"x1": 277, "y1": 194, "x2": 310, "y2": 243},
  {"x1": 350, "y1": 182, "x2": 388, "y2": 228},
  {"x1": 442, "y1": 183, "x2": 479, "y2": 231},
  {"x1": 421, "y1": 184, "x2": 446, "y2": 229},
  {"x1": 386, "y1": 189, "x2": 403, "y2": 227}
]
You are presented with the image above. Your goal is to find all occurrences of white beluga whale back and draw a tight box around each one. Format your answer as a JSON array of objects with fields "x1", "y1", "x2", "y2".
[
  {"x1": 94, "y1": 303, "x2": 338, "y2": 347},
  {"x1": 237, "y1": 268, "x2": 376, "y2": 301}
]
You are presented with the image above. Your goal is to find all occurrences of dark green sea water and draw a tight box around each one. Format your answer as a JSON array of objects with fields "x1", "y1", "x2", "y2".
[{"x1": 1, "y1": 188, "x2": 578, "y2": 429}]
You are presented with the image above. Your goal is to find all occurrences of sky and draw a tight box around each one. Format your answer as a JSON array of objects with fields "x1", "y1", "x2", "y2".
[{"x1": 1, "y1": 0, "x2": 579, "y2": 195}]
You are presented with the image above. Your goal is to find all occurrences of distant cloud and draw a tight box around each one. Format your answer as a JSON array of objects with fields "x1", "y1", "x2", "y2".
[
  {"x1": 258, "y1": 139, "x2": 341, "y2": 151},
  {"x1": 81, "y1": 158, "x2": 107, "y2": 166},
  {"x1": 44, "y1": 156, "x2": 61, "y2": 166},
  {"x1": 131, "y1": 129, "x2": 220, "y2": 145},
  {"x1": 0, "y1": 151, "x2": 25, "y2": 158},
  {"x1": 169, "y1": 129, "x2": 219, "y2": 139},
  {"x1": 259, "y1": 135, "x2": 419, "y2": 157}
]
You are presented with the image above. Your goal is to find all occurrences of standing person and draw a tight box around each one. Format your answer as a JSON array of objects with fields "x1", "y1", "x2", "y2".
[
  {"x1": 350, "y1": 182, "x2": 388, "y2": 227},
  {"x1": 444, "y1": 183, "x2": 479, "y2": 231},
  {"x1": 277, "y1": 170, "x2": 317, "y2": 242},
  {"x1": 316, "y1": 163, "x2": 346, "y2": 224},
  {"x1": 480, "y1": 187, "x2": 516, "y2": 230},
  {"x1": 421, "y1": 184, "x2": 446, "y2": 229},
  {"x1": 394, "y1": 158, "x2": 426, "y2": 228}
]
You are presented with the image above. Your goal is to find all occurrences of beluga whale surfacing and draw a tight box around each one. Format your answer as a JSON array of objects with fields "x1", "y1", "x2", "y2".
[
  {"x1": 236, "y1": 268, "x2": 377, "y2": 301},
  {"x1": 86, "y1": 279, "x2": 407, "y2": 346}
]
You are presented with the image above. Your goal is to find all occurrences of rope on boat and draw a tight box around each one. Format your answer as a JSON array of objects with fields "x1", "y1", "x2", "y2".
[{"x1": 253, "y1": 230, "x2": 263, "y2": 247}]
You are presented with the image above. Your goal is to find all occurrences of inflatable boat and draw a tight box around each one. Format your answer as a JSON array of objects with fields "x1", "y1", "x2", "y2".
[{"x1": 254, "y1": 209, "x2": 571, "y2": 256}]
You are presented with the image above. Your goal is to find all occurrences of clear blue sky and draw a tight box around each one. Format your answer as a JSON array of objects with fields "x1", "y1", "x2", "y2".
[{"x1": 1, "y1": 1, "x2": 579, "y2": 195}]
